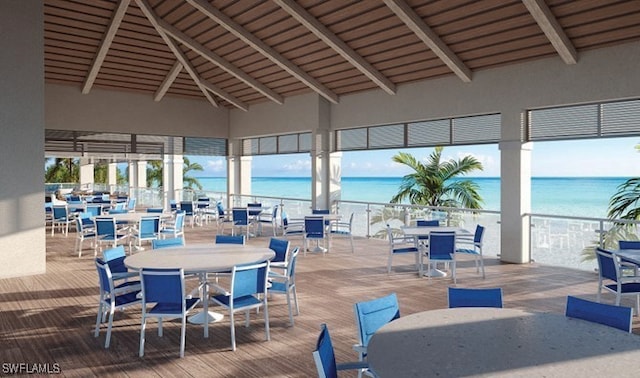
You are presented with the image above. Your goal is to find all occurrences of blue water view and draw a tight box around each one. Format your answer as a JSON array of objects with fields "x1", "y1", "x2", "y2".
[{"x1": 197, "y1": 176, "x2": 630, "y2": 219}]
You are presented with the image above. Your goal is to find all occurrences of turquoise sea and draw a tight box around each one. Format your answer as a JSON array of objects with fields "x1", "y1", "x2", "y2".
[{"x1": 196, "y1": 176, "x2": 630, "y2": 219}]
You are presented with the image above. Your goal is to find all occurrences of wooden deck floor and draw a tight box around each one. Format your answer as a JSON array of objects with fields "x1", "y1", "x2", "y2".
[{"x1": 1, "y1": 221, "x2": 635, "y2": 377}]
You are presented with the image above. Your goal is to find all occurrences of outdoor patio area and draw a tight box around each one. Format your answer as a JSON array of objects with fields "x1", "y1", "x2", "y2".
[{"x1": 1, "y1": 221, "x2": 634, "y2": 377}]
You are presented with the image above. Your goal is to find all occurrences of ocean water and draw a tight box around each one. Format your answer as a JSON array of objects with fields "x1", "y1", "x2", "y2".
[{"x1": 196, "y1": 176, "x2": 630, "y2": 218}]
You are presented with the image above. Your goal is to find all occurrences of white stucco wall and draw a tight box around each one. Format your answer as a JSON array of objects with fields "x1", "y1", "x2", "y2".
[{"x1": 0, "y1": 0, "x2": 46, "y2": 278}]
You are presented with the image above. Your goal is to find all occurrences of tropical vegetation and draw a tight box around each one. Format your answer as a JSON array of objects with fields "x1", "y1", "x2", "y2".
[{"x1": 390, "y1": 147, "x2": 484, "y2": 209}]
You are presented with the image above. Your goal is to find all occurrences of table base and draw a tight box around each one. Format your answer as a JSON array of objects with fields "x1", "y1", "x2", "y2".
[{"x1": 188, "y1": 311, "x2": 224, "y2": 324}]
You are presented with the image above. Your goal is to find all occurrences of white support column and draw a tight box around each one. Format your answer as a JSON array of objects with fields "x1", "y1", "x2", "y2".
[
  {"x1": 108, "y1": 161, "x2": 118, "y2": 192},
  {"x1": 311, "y1": 97, "x2": 337, "y2": 210},
  {"x1": 0, "y1": 0, "x2": 45, "y2": 278},
  {"x1": 163, "y1": 154, "x2": 183, "y2": 208},
  {"x1": 499, "y1": 110, "x2": 531, "y2": 264},
  {"x1": 226, "y1": 138, "x2": 251, "y2": 207},
  {"x1": 136, "y1": 160, "x2": 147, "y2": 188},
  {"x1": 79, "y1": 157, "x2": 94, "y2": 192},
  {"x1": 128, "y1": 161, "x2": 136, "y2": 194}
]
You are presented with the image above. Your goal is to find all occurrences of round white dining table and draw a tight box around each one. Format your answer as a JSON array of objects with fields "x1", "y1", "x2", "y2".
[
  {"x1": 367, "y1": 307, "x2": 640, "y2": 377},
  {"x1": 124, "y1": 243, "x2": 274, "y2": 338}
]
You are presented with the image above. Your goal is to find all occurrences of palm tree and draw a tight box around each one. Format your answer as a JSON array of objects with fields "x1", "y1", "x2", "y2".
[
  {"x1": 45, "y1": 158, "x2": 79, "y2": 183},
  {"x1": 146, "y1": 160, "x2": 163, "y2": 187},
  {"x1": 390, "y1": 147, "x2": 484, "y2": 209},
  {"x1": 183, "y1": 157, "x2": 204, "y2": 190}
]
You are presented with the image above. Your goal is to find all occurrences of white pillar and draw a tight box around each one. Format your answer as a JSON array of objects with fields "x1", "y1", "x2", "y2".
[
  {"x1": 163, "y1": 154, "x2": 183, "y2": 208},
  {"x1": 499, "y1": 110, "x2": 531, "y2": 264},
  {"x1": 311, "y1": 98, "x2": 337, "y2": 210},
  {"x1": 79, "y1": 157, "x2": 94, "y2": 192},
  {"x1": 108, "y1": 161, "x2": 118, "y2": 192},
  {"x1": 0, "y1": 0, "x2": 46, "y2": 278},
  {"x1": 135, "y1": 160, "x2": 147, "y2": 188},
  {"x1": 226, "y1": 139, "x2": 251, "y2": 207}
]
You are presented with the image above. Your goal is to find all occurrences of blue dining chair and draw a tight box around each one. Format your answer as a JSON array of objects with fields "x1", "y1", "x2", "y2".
[
  {"x1": 304, "y1": 216, "x2": 327, "y2": 256},
  {"x1": 448, "y1": 287, "x2": 503, "y2": 308},
  {"x1": 566, "y1": 295, "x2": 632, "y2": 333},
  {"x1": 215, "y1": 234, "x2": 245, "y2": 244},
  {"x1": 423, "y1": 231, "x2": 457, "y2": 283},
  {"x1": 312, "y1": 323, "x2": 368, "y2": 378},
  {"x1": 268, "y1": 237, "x2": 290, "y2": 271},
  {"x1": 152, "y1": 237, "x2": 185, "y2": 249},
  {"x1": 353, "y1": 292, "x2": 400, "y2": 377},
  {"x1": 268, "y1": 247, "x2": 300, "y2": 326},
  {"x1": 139, "y1": 268, "x2": 201, "y2": 358},
  {"x1": 456, "y1": 225, "x2": 486, "y2": 278},
  {"x1": 94, "y1": 258, "x2": 141, "y2": 348}
]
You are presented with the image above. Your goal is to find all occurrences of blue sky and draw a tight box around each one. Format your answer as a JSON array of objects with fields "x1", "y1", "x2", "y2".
[{"x1": 190, "y1": 136, "x2": 640, "y2": 178}]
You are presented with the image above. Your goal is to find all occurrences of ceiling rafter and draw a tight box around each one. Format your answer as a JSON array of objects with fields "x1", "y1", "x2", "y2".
[
  {"x1": 154, "y1": 60, "x2": 183, "y2": 102},
  {"x1": 382, "y1": 0, "x2": 472, "y2": 83},
  {"x1": 522, "y1": 0, "x2": 578, "y2": 65},
  {"x1": 82, "y1": 0, "x2": 131, "y2": 94},
  {"x1": 136, "y1": 0, "x2": 248, "y2": 110},
  {"x1": 186, "y1": 0, "x2": 339, "y2": 104},
  {"x1": 155, "y1": 16, "x2": 284, "y2": 105},
  {"x1": 273, "y1": 0, "x2": 397, "y2": 96}
]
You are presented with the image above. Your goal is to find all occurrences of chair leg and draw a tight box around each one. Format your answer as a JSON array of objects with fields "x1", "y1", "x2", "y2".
[
  {"x1": 94, "y1": 302, "x2": 104, "y2": 338},
  {"x1": 180, "y1": 316, "x2": 186, "y2": 358},
  {"x1": 230, "y1": 312, "x2": 236, "y2": 351},
  {"x1": 264, "y1": 302, "x2": 270, "y2": 341},
  {"x1": 105, "y1": 309, "x2": 115, "y2": 348},
  {"x1": 139, "y1": 317, "x2": 146, "y2": 357},
  {"x1": 286, "y1": 289, "x2": 294, "y2": 326},
  {"x1": 292, "y1": 286, "x2": 300, "y2": 316}
]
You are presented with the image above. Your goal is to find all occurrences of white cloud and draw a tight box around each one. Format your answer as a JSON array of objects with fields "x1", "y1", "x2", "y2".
[
  {"x1": 206, "y1": 159, "x2": 225, "y2": 172},
  {"x1": 282, "y1": 159, "x2": 311, "y2": 171}
]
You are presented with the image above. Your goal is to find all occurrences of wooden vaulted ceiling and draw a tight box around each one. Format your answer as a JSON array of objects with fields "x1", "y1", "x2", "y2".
[{"x1": 44, "y1": 0, "x2": 640, "y2": 111}]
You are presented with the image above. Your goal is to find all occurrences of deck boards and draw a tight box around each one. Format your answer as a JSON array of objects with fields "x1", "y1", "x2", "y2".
[{"x1": 0, "y1": 220, "x2": 634, "y2": 377}]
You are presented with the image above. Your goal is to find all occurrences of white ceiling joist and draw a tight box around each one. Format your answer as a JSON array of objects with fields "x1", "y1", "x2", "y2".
[
  {"x1": 154, "y1": 60, "x2": 183, "y2": 102},
  {"x1": 137, "y1": 0, "x2": 248, "y2": 110},
  {"x1": 186, "y1": 0, "x2": 339, "y2": 104},
  {"x1": 82, "y1": 0, "x2": 131, "y2": 94},
  {"x1": 522, "y1": 0, "x2": 578, "y2": 65},
  {"x1": 274, "y1": 0, "x2": 397, "y2": 96},
  {"x1": 383, "y1": 0, "x2": 472, "y2": 83},
  {"x1": 156, "y1": 17, "x2": 284, "y2": 105}
]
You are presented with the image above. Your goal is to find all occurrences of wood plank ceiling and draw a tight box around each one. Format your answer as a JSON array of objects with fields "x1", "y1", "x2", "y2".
[{"x1": 44, "y1": 0, "x2": 640, "y2": 111}]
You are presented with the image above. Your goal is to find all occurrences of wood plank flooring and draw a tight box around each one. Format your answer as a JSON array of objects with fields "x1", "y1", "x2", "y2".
[{"x1": 0, "y1": 220, "x2": 635, "y2": 377}]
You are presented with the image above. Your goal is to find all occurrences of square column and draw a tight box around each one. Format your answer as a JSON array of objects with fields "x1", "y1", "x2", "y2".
[
  {"x1": 163, "y1": 154, "x2": 183, "y2": 208},
  {"x1": 499, "y1": 110, "x2": 531, "y2": 264},
  {"x1": 108, "y1": 162, "x2": 118, "y2": 192},
  {"x1": 0, "y1": 0, "x2": 45, "y2": 278},
  {"x1": 79, "y1": 158, "x2": 94, "y2": 192}
]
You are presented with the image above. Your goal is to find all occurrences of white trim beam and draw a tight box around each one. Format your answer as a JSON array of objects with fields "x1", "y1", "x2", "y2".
[
  {"x1": 82, "y1": 0, "x2": 131, "y2": 94},
  {"x1": 274, "y1": 0, "x2": 396, "y2": 96},
  {"x1": 154, "y1": 60, "x2": 183, "y2": 101},
  {"x1": 156, "y1": 16, "x2": 284, "y2": 105},
  {"x1": 137, "y1": 0, "x2": 247, "y2": 111},
  {"x1": 187, "y1": 0, "x2": 339, "y2": 103},
  {"x1": 522, "y1": 0, "x2": 578, "y2": 65},
  {"x1": 383, "y1": 0, "x2": 472, "y2": 83}
]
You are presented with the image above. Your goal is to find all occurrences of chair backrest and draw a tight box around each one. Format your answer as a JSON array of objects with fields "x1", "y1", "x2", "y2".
[
  {"x1": 216, "y1": 201, "x2": 226, "y2": 216},
  {"x1": 448, "y1": 287, "x2": 503, "y2": 308},
  {"x1": 139, "y1": 216, "x2": 160, "y2": 235},
  {"x1": 215, "y1": 235, "x2": 245, "y2": 244},
  {"x1": 595, "y1": 247, "x2": 619, "y2": 281},
  {"x1": 146, "y1": 207, "x2": 164, "y2": 213},
  {"x1": 180, "y1": 201, "x2": 194, "y2": 215},
  {"x1": 75, "y1": 212, "x2": 93, "y2": 230},
  {"x1": 152, "y1": 237, "x2": 185, "y2": 249},
  {"x1": 269, "y1": 238, "x2": 290, "y2": 264},
  {"x1": 428, "y1": 232, "x2": 456, "y2": 258},
  {"x1": 231, "y1": 261, "x2": 269, "y2": 301},
  {"x1": 473, "y1": 225, "x2": 485, "y2": 244},
  {"x1": 288, "y1": 247, "x2": 300, "y2": 281},
  {"x1": 95, "y1": 217, "x2": 117, "y2": 237},
  {"x1": 140, "y1": 268, "x2": 185, "y2": 306},
  {"x1": 85, "y1": 205, "x2": 102, "y2": 217},
  {"x1": 95, "y1": 258, "x2": 115, "y2": 295},
  {"x1": 565, "y1": 295, "x2": 632, "y2": 333},
  {"x1": 248, "y1": 202, "x2": 262, "y2": 216},
  {"x1": 113, "y1": 202, "x2": 125, "y2": 211},
  {"x1": 312, "y1": 323, "x2": 338, "y2": 378},
  {"x1": 174, "y1": 211, "x2": 186, "y2": 230},
  {"x1": 102, "y1": 245, "x2": 128, "y2": 274},
  {"x1": 52, "y1": 205, "x2": 68, "y2": 220},
  {"x1": 354, "y1": 292, "x2": 400, "y2": 349},
  {"x1": 417, "y1": 219, "x2": 439, "y2": 227},
  {"x1": 127, "y1": 198, "x2": 136, "y2": 210},
  {"x1": 232, "y1": 208, "x2": 249, "y2": 226},
  {"x1": 619, "y1": 240, "x2": 640, "y2": 250},
  {"x1": 312, "y1": 209, "x2": 330, "y2": 215},
  {"x1": 170, "y1": 200, "x2": 177, "y2": 211},
  {"x1": 305, "y1": 216, "x2": 325, "y2": 238},
  {"x1": 197, "y1": 197, "x2": 210, "y2": 208}
]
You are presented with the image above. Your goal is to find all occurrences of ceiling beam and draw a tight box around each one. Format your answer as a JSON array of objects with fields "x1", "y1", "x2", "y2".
[
  {"x1": 522, "y1": 0, "x2": 578, "y2": 64},
  {"x1": 137, "y1": 0, "x2": 247, "y2": 110},
  {"x1": 155, "y1": 15, "x2": 284, "y2": 105},
  {"x1": 154, "y1": 60, "x2": 183, "y2": 102},
  {"x1": 82, "y1": 0, "x2": 131, "y2": 94},
  {"x1": 187, "y1": 0, "x2": 339, "y2": 104},
  {"x1": 273, "y1": 0, "x2": 396, "y2": 96},
  {"x1": 383, "y1": 0, "x2": 472, "y2": 83}
]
